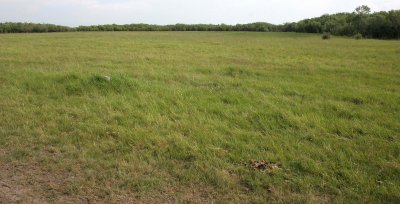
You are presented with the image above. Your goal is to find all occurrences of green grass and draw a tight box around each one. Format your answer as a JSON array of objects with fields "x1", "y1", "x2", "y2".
[{"x1": 0, "y1": 32, "x2": 399, "y2": 203}]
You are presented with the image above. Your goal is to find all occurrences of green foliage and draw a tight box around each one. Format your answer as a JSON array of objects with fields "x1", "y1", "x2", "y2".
[
  {"x1": 0, "y1": 22, "x2": 277, "y2": 33},
  {"x1": 280, "y1": 7, "x2": 400, "y2": 39},
  {"x1": 355, "y1": 5, "x2": 371, "y2": 15},
  {"x1": 322, "y1": 32, "x2": 331, "y2": 39},
  {"x1": 75, "y1": 22, "x2": 278, "y2": 32},
  {"x1": 0, "y1": 22, "x2": 73, "y2": 33},
  {"x1": 354, "y1": 33, "x2": 363, "y2": 39},
  {"x1": 1, "y1": 6, "x2": 399, "y2": 39}
]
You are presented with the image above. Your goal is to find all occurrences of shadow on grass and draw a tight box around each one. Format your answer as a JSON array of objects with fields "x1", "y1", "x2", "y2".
[{"x1": 23, "y1": 73, "x2": 138, "y2": 97}]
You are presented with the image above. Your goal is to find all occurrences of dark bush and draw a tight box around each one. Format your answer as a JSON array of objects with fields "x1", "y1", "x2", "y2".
[
  {"x1": 354, "y1": 33, "x2": 363, "y2": 40},
  {"x1": 322, "y1": 32, "x2": 331, "y2": 40}
]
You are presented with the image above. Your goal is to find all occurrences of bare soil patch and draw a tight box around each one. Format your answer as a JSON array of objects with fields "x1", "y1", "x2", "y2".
[{"x1": 0, "y1": 161, "x2": 88, "y2": 204}]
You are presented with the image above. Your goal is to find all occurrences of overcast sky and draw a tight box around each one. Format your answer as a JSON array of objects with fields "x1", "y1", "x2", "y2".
[{"x1": 1, "y1": 0, "x2": 400, "y2": 26}]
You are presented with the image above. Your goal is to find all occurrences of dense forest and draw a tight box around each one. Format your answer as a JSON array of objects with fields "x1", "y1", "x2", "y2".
[
  {"x1": 0, "y1": 22, "x2": 72, "y2": 33},
  {"x1": 75, "y1": 22, "x2": 278, "y2": 32},
  {"x1": 1, "y1": 6, "x2": 399, "y2": 39},
  {"x1": 280, "y1": 6, "x2": 400, "y2": 39}
]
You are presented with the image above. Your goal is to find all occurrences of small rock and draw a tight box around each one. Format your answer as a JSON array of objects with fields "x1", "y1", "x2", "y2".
[{"x1": 103, "y1": 76, "x2": 111, "y2": 81}]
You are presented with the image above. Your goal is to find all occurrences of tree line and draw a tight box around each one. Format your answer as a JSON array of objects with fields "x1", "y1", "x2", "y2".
[
  {"x1": 1, "y1": 6, "x2": 399, "y2": 39},
  {"x1": 280, "y1": 6, "x2": 400, "y2": 39},
  {"x1": 0, "y1": 22, "x2": 73, "y2": 33},
  {"x1": 0, "y1": 22, "x2": 277, "y2": 33},
  {"x1": 75, "y1": 23, "x2": 278, "y2": 32}
]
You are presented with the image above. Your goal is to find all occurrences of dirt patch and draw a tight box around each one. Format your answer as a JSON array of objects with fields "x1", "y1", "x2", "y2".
[
  {"x1": 249, "y1": 160, "x2": 281, "y2": 172},
  {"x1": 0, "y1": 148, "x2": 219, "y2": 203},
  {"x1": 0, "y1": 160, "x2": 216, "y2": 203},
  {"x1": 0, "y1": 162, "x2": 88, "y2": 204}
]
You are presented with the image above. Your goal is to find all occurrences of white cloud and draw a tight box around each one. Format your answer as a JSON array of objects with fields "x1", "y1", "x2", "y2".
[{"x1": 0, "y1": 0, "x2": 399, "y2": 26}]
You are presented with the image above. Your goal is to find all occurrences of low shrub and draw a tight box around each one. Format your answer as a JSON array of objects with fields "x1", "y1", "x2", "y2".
[
  {"x1": 354, "y1": 33, "x2": 363, "y2": 40},
  {"x1": 322, "y1": 32, "x2": 331, "y2": 40}
]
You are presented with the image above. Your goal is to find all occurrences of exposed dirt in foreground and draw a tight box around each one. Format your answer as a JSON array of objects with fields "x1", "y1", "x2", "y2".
[
  {"x1": 0, "y1": 162, "x2": 89, "y2": 204},
  {"x1": 0, "y1": 160, "x2": 213, "y2": 203}
]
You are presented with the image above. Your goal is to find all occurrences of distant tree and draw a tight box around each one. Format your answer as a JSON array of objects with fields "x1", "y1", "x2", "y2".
[
  {"x1": 353, "y1": 5, "x2": 371, "y2": 35},
  {"x1": 355, "y1": 5, "x2": 371, "y2": 15}
]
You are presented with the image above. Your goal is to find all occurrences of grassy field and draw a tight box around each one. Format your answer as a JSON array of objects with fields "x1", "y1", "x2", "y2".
[{"x1": 0, "y1": 32, "x2": 399, "y2": 203}]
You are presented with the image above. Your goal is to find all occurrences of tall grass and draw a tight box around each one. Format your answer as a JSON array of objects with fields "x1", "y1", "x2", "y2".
[{"x1": 0, "y1": 32, "x2": 399, "y2": 203}]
